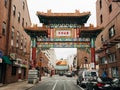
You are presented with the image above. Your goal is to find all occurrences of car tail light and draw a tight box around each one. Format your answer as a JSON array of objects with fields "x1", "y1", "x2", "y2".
[
  {"x1": 96, "y1": 83, "x2": 105, "y2": 87},
  {"x1": 82, "y1": 78, "x2": 84, "y2": 81}
]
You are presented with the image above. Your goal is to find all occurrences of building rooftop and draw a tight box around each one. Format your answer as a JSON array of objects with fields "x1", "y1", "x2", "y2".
[{"x1": 36, "y1": 10, "x2": 91, "y2": 25}]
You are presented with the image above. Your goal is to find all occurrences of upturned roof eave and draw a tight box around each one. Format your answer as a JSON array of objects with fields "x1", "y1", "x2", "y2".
[{"x1": 36, "y1": 11, "x2": 91, "y2": 17}]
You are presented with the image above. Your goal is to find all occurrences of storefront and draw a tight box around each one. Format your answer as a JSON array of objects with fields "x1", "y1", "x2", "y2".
[
  {"x1": 12, "y1": 58, "x2": 28, "y2": 81},
  {"x1": 0, "y1": 56, "x2": 12, "y2": 84}
]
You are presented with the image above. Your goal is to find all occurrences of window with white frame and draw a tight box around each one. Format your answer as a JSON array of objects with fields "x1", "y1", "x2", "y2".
[
  {"x1": 108, "y1": 53, "x2": 116, "y2": 63},
  {"x1": 22, "y1": 18, "x2": 24, "y2": 27},
  {"x1": 16, "y1": 32, "x2": 20, "y2": 48},
  {"x1": 11, "y1": 27, "x2": 14, "y2": 46},
  {"x1": 18, "y1": 12, "x2": 21, "y2": 22},
  {"x1": 111, "y1": 67, "x2": 119, "y2": 78},
  {"x1": 2, "y1": 22, "x2": 6, "y2": 35},
  {"x1": 22, "y1": 1, "x2": 25, "y2": 10},
  {"x1": 20, "y1": 35, "x2": 23, "y2": 49},
  {"x1": 23, "y1": 38, "x2": 27, "y2": 53},
  {"x1": 100, "y1": 57, "x2": 106, "y2": 64},
  {"x1": 109, "y1": 25, "x2": 115, "y2": 38},
  {"x1": 13, "y1": 5, "x2": 16, "y2": 16}
]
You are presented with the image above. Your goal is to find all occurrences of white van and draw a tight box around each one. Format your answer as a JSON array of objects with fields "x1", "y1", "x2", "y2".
[{"x1": 76, "y1": 69, "x2": 98, "y2": 88}]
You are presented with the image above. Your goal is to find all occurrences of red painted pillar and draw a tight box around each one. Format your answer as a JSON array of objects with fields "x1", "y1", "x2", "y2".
[
  {"x1": 91, "y1": 48, "x2": 95, "y2": 64},
  {"x1": 31, "y1": 38, "x2": 36, "y2": 69},
  {"x1": 90, "y1": 38, "x2": 96, "y2": 69},
  {"x1": 32, "y1": 47, "x2": 36, "y2": 68}
]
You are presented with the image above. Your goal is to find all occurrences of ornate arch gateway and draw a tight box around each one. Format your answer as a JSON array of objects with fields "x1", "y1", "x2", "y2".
[{"x1": 25, "y1": 10, "x2": 102, "y2": 69}]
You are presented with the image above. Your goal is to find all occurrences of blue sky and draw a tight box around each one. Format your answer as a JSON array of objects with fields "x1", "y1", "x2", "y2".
[{"x1": 26, "y1": 0, "x2": 97, "y2": 59}]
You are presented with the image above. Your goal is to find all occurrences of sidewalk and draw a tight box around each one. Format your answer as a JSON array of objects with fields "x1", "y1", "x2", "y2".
[{"x1": 0, "y1": 76, "x2": 48, "y2": 90}]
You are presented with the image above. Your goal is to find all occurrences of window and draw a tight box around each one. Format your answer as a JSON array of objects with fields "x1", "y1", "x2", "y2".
[
  {"x1": 100, "y1": 57, "x2": 106, "y2": 64},
  {"x1": 100, "y1": 14, "x2": 103, "y2": 24},
  {"x1": 26, "y1": 22, "x2": 27, "y2": 27},
  {"x1": 109, "y1": 4, "x2": 112, "y2": 13},
  {"x1": 109, "y1": 25, "x2": 115, "y2": 38},
  {"x1": 11, "y1": 66, "x2": 17, "y2": 76},
  {"x1": 13, "y1": 5, "x2": 16, "y2": 16},
  {"x1": 18, "y1": 12, "x2": 21, "y2": 22},
  {"x1": 22, "y1": 18, "x2": 24, "y2": 27},
  {"x1": 101, "y1": 35, "x2": 104, "y2": 42},
  {"x1": 24, "y1": 38, "x2": 27, "y2": 52},
  {"x1": 11, "y1": 27, "x2": 14, "y2": 39},
  {"x1": 20, "y1": 35, "x2": 23, "y2": 49},
  {"x1": 99, "y1": 0, "x2": 102, "y2": 9},
  {"x1": 11, "y1": 27, "x2": 14, "y2": 46},
  {"x1": 4, "y1": 0, "x2": 8, "y2": 7},
  {"x1": 2, "y1": 22, "x2": 6, "y2": 35},
  {"x1": 108, "y1": 53, "x2": 116, "y2": 63},
  {"x1": 22, "y1": 2, "x2": 25, "y2": 10},
  {"x1": 111, "y1": 67, "x2": 119, "y2": 78},
  {"x1": 16, "y1": 32, "x2": 20, "y2": 48}
]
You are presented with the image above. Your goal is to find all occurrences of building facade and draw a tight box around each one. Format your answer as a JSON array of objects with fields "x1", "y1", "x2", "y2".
[
  {"x1": 77, "y1": 48, "x2": 91, "y2": 69},
  {"x1": 0, "y1": 0, "x2": 31, "y2": 84},
  {"x1": 95, "y1": 0, "x2": 120, "y2": 78},
  {"x1": 43, "y1": 48, "x2": 57, "y2": 69}
]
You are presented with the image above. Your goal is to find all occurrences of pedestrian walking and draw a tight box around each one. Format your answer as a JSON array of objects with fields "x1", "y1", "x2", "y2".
[{"x1": 102, "y1": 71, "x2": 107, "y2": 78}]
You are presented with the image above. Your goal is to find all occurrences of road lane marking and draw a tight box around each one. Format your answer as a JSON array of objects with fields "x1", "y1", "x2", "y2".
[
  {"x1": 63, "y1": 82, "x2": 66, "y2": 90},
  {"x1": 52, "y1": 80, "x2": 58, "y2": 90}
]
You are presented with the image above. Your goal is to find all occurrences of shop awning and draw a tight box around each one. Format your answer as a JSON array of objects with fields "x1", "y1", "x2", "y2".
[{"x1": 2, "y1": 56, "x2": 12, "y2": 64}]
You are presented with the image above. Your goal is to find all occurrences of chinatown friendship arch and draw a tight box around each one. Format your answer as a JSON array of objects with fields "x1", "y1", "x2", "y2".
[{"x1": 25, "y1": 10, "x2": 102, "y2": 69}]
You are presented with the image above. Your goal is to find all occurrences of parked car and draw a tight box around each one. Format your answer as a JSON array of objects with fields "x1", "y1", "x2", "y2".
[
  {"x1": 59, "y1": 72, "x2": 64, "y2": 76},
  {"x1": 76, "y1": 69, "x2": 98, "y2": 88},
  {"x1": 66, "y1": 71, "x2": 73, "y2": 77}
]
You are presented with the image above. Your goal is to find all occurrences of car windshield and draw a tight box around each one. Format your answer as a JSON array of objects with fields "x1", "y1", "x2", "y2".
[{"x1": 91, "y1": 72, "x2": 97, "y2": 76}]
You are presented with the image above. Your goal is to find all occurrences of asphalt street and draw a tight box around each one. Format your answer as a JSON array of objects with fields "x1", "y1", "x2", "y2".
[{"x1": 29, "y1": 75, "x2": 84, "y2": 90}]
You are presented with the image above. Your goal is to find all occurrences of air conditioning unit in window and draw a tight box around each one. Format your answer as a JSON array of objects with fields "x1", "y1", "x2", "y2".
[
  {"x1": 106, "y1": 49, "x2": 110, "y2": 54},
  {"x1": 116, "y1": 43, "x2": 120, "y2": 49}
]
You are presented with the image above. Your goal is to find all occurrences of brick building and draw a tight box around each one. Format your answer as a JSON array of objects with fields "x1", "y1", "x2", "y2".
[
  {"x1": 77, "y1": 48, "x2": 91, "y2": 69},
  {"x1": 0, "y1": 0, "x2": 31, "y2": 84},
  {"x1": 95, "y1": 0, "x2": 120, "y2": 78},
  {"x1": 36, "y1": 51, "x2": 49, "y2": 76}
]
